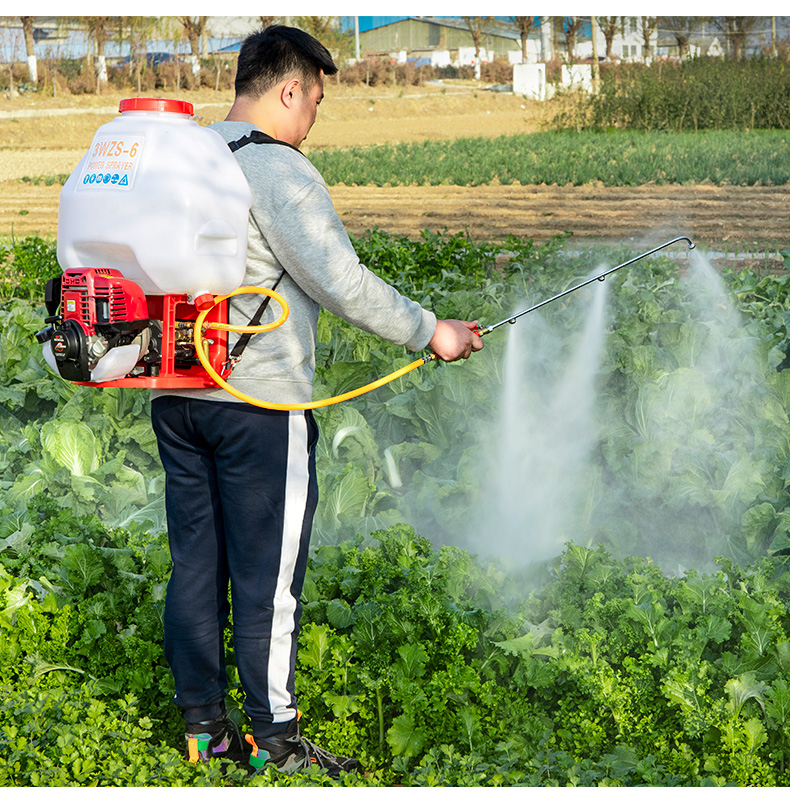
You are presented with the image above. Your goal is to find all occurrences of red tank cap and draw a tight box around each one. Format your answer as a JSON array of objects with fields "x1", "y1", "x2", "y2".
[
  {"x1": 119, "y1": 98, "x2": 194, "y2": 115},
  {"x1": 193, "y1": 293, "x2": 216, "y2": 312}
]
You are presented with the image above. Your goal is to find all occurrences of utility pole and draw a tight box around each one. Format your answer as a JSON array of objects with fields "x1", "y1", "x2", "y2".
[
  {"x1": 540, "y1": 16, "x2": 551, "y2": 61},
  {"x1": 355, "y1": 16, "x2": 360, "y2": 60},
  {"x1": 591, "y1": 16, "x2": 599, "y2": 92},
  {"x1": 772, "y1": 16, "x2": 777, "y2": 57}
]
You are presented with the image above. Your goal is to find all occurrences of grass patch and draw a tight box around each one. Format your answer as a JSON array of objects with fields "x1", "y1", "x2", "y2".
[{"x1": 19, "y1": 174, "x2": 70, "y2": 186}]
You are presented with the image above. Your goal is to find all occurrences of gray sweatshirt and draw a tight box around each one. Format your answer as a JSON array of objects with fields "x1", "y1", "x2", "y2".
[{"x1": 152, "y1": 120, "x2": 436, "y2": 405}]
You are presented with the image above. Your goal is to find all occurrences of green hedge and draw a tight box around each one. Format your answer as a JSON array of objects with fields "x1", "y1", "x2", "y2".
[{"x1": 573, "y1": 57, "x2": 790, "y2": 132}]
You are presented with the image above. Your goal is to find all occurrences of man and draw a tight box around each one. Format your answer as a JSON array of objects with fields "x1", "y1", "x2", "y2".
[{"x1": 150, "y1": 25, "x2": 483, "y2": 777}]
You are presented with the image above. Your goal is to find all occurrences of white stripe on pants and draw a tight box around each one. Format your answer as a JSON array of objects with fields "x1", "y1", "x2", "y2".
[{"x1": 268, "y1": 410, "x2": 310, "y2": 722}]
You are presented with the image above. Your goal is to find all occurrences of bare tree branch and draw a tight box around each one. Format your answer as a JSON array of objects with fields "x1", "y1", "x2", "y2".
[
  {"x1": 659, "y1": 16, "x2": 699, "y2": 57},
  {"x1": 510, "y1": 16, "x2": 535, "y2": 62},
  {"x1": 599, "y1": 16, "x2": 619, "y2": 60},
  {"x1": 640, "y1": 16, "x2": 658, "y2": 61}
]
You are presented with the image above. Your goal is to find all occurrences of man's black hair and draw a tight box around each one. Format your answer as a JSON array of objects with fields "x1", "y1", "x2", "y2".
[{"x1": 235, "y1": 25, "x2": 338, "y2": 98}]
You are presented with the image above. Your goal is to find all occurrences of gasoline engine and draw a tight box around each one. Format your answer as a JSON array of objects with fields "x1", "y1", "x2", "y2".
[{"x1": 36, "y1": 268, "x2": 230, "y2": 388}]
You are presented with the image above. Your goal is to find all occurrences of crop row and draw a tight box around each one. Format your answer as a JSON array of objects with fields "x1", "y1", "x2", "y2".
[
  {"x1": 10, "y1": 131, "x2": 789, "y2": 191},
  {"x1": 4, "y1": 232, "x2": 790, "y2": 574},
  {"x1": 308, "y1": 130, "x2": 790, "y2": 187}
]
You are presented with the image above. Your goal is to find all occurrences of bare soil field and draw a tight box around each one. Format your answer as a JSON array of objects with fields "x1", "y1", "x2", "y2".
[{"x1": 1, "y1": 84, "x2": 788, "y2": 267}]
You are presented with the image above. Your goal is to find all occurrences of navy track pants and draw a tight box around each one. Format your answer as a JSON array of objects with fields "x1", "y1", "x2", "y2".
[{"x1": 150, "y1": 395, "x2": 318, "y2": 740}]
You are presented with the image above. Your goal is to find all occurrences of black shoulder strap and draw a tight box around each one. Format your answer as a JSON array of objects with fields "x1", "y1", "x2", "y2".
[
  {"x1": 227, "y1": 270, "x2": 285, "y2": 363},
  {"x1": 227, "y1": 130, "x2": 304, "y2": 156}
]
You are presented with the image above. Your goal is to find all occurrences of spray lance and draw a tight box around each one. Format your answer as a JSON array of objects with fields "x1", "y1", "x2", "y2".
[
  {"x1": 194, "y1": 235, "x2": 695, "y2": 411},
  {"x1": 473, "y1": 235, "x2": 695, "y2": 338}
]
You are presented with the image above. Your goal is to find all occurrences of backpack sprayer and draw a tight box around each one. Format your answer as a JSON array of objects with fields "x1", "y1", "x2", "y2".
[{"x1": 36, "y1": 98, "x2": 695, "y2": 411}]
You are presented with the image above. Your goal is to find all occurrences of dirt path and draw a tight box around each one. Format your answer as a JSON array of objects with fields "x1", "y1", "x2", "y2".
[
  {"x1": 331, "y1": 183, "x2": 790, "y2": 248},
  {"x1": 4, "y1": 181, "x2": 788, "y2": 253}
]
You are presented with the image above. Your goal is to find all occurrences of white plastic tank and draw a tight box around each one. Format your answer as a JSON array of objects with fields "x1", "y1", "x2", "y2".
[{"x1": 57, "y1": 97, "x2": 252, "y2": 299}]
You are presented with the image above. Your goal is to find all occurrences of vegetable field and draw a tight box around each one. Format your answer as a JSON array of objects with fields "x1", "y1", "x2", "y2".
[{"x1": 3, "y1": 231, "x2": 790, "y2": 785}]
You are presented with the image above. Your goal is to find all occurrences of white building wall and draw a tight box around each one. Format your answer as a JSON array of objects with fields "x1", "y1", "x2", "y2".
[
  {"x1": 431, "y1": 49, "x2": 451, "y2": 67},
  {"x1": 508, "y1": 40, "x2": 542, "y2": 64},
  {"x1": 456, "y1": 45, "x2": 490, "y2": 66}
]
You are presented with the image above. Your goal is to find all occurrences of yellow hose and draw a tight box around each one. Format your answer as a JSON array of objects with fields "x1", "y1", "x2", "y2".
[{"x1": 194, "y1": 286, "x2": 436, "y2": 411}]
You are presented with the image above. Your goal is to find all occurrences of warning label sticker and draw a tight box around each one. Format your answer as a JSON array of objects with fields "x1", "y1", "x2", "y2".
[{"x1": 77, "y1": 133, "x2": 144, "y2": 191}]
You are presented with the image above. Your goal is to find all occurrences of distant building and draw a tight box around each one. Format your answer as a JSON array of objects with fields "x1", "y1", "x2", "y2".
[
  {"x1": 356, "y1": 17, "x2": 535, "y2": 66},
  {"x1": 656, "y1": 35, "x2": 725, "y2": 59},
  {"x1": 355, "y1": 16, "x2": 663, "y2": 67}
]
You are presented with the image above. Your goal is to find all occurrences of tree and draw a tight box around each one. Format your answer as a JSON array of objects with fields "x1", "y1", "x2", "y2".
[
  {"x1": 297, "y1": 19, "x2": 352, "y2": 62},
  {"x1": 552, "y1": 16, "x2": 562, "y2": 61},
  {"x1": 711, "y1": 16, "x2": 758, "y2": 59},
  {"x1": 599, "y1": 16, "x2": 619, "y2": 60},
  {"x1": 771, "y1": 16, "x2": 778, "y2": 57},
  {"x1": 154, "y1": 16, "x2": 185, "y2": 91},
  {"x1": 85, "y1": 17, "x2": 112, "y2": 90},
  {"x1": 640, "y1": 16, "x2": 658, "y2": 61},
  {"x1": 462, "y1": 16, "x2": 493, "y2": 79},
  {"x1": 1, "y1": 25, "x2": 22, "y2": 98},
  {"x1": 260, "y1": 16, "x2": 277, "y2": 29},
  {"x1": 116, "y1": 16, "x2": 157, "y2": 94},
  {"x1": 180, "y1": 16, "x2": 207, "y2": 76},
  {"x1": 563, "y1": 16, "x2": 584, "y2": 64},
  {"x1": 296, "y1": 16, "x2": 333, "y2": 40},
  {"x1": 294, "y1": 17, "x2": 353, "y2": 85},
  {"x1": 659, "y1": 16, "x2": 698, "y2": 58},
  {"x1": 511, "y1": 16, "x2": 535, "y2": 62},
  {"x1": 590, "y1": 15, "x2": 600, "y2": 89},
  {"x1": 19, "y1": 16, "x2": 37, "y2": 84}
]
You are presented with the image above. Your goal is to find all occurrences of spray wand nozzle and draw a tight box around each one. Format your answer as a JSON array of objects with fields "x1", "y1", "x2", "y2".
[{"x1": 475, "y1": 236, "x2": 695, "y2": 337}]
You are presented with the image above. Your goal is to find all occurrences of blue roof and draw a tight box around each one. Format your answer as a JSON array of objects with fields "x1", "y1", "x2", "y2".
[
  {"x1": 358, "y1": 16, "x2": 409, "y2": 32},
  {"x1": 214, "y1": 40, "x2": 242, "y2": 52},
  {"x1": 339, "y1": 16, "x2": 531, "y2": 33}
]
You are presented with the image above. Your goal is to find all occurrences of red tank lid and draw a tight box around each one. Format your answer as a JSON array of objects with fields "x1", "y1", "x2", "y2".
[{"x1": 119, "y1": 98, "x2": 194, "y2": 115}]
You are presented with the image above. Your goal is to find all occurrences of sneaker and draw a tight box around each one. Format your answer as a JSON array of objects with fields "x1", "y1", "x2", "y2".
[
  {"x1": 245, "y1": 719, "x2": 361, "y2": 777},
  {"x1": 185, "y1": 714, "x2": 251, "y2": 766}
]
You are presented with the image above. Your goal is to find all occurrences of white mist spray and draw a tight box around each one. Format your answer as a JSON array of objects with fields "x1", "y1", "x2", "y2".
[
  {"x1": 592, "y1": 247, "x2": 773, "y2": 572},
  {"x1": 469, "y1": 278, "x2": 609, "y2": 567}
]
